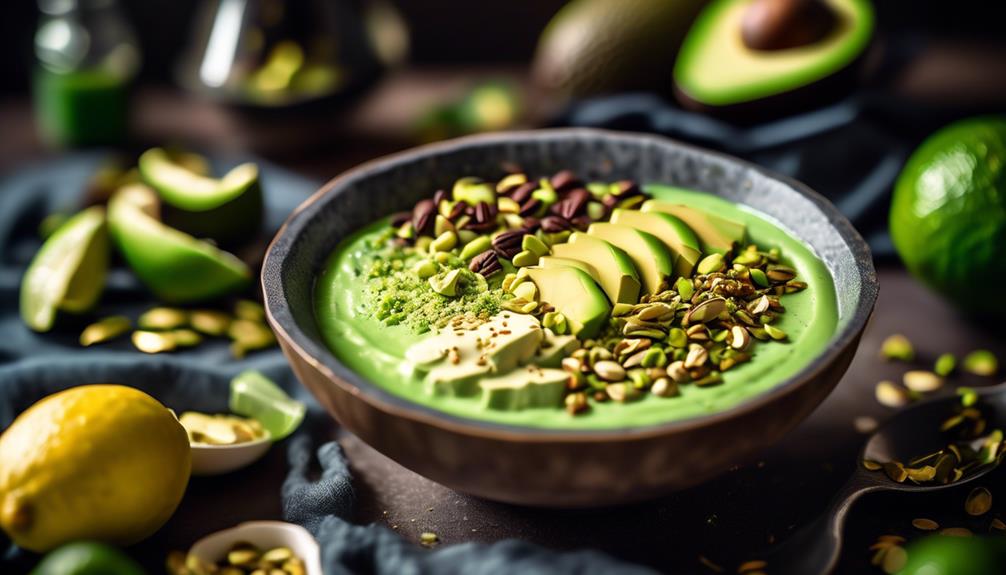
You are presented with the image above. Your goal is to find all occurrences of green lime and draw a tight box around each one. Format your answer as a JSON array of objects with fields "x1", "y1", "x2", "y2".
[
  {"x1": 20, "y1": 206, "x2": 109, "y2": 332},
  {"x1": 898, "y1": 535, "x2": 1006, "y2": 575},
  {"x1": 107, "y1": 184, "x2": 251, "y2": 303},
  {"x1": 31, "y1": 541, "x2": 146, "y2": 575},
  {"x1": 890, "y1": 116, "x2": 1006, "y2": 316},
  {"x1": 229, "y1": 370, "x2": 305, "y2": 440}
]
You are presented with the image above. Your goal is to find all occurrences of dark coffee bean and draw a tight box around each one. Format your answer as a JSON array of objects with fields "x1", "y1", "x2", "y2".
[
  {"x1": 447, "y1": 201, "x2": 466, "y2": 221},
  {"x1": 519, "y1": 198, "x2": 542, "y2": 217},
  {"x1": 464, "y1": 219, "x2": 497, "y2": 234},
  {"x1": 509, "y1": 181, "x2": 537, "y2": 204},
  {"x1": 611, "y1": 180, "x2": 640, "y2": 198},
  {"x1": 522, "y1": 216, "x2": 541, "y2": 232},
  {"x1": 469, "y1": 250, "x2": 503, "y2": 277},
  {"x1": 541, "y1": 216, "x2": 572, "y2": 233},
  {"x1": 474, "y1": 201, "x2": 497, "y2": 224},
  {"x1": 412, "y1": 199, "x2": 436, "y2": 235},
  {"x1": 433, "y1": 189, "x2": 448, "y2": 206},
  {"x1": 570, "y1": 215, "x2": 592, "y2": 231},
  {"x1": 550, "y1": 170, "x2": 581, "y2": 192},
  {"x1": 390, "y1": 211, "x2": 411, "y2": 227},
  {"x1": 492, "y1": 229, "x2": 525, "y2": 259}
]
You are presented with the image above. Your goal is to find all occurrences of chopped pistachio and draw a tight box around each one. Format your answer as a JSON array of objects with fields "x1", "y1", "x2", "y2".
[
  {"x1": 431, "y1": 230, "x2": 458, "y2": 252},
  {"x1": 696, "y1": 253, "x2": 724, "y2": 275},
  {"x1": 434, "y1": 214, "x2": 453, "y2": 237},
  {"x1": 132, "y1": 330, "x2": 176, "y2": 354},
  {"x1": 80, "y1": 315, "x2": 131, "y2": 346},
  {"x1": 880, "y1": 334, "x2": 914, "y2": 362},
  {"x1": 903, "y1": 370, "x2": 943, "y2": 393},
  {"x1": 511, "y1": 280, "x2": 538, "y2": 303},
  {"x1": 459, "y1": 236, "x2": 491, "y2": 261},
  {"x1": 963, "y1": 350, "x2": 998, "y2": 376},
  {"x1": 749, "y1": 268, "x2": 769, "y2": 288},
  {"x1": 521, "y1": 234, "x2": 549, "y2": 258},
  {"x1": 875, "y1": 380, "x2": 909, "y2": 408},
  {"x1": 935, "y1": 352, "x2": 957, "y2": 377},
  {"x1": 429, "y1": 269, "x2": 463, "y2": 297},
  {"x1": 413, "y1": 259, "x2": 438, "y2": 279},
  {"x1": 511, "y1": 249, "x2": 538, "y2": 267},
  {"x1": 138, "y1": 307, "x2": 188, "y2": 330},
  {"x1": 674, "y1": 276, "x2": 693, "y2": 300}
]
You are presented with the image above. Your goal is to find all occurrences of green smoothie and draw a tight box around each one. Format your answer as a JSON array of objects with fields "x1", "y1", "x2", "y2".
[{"x1": 315, "y1": 185, "x2": 838, "y2": 429}]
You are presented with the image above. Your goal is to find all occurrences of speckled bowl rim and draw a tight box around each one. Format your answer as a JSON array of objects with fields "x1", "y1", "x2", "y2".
[{"x1": 262, "y1": 128, "x2": 878, "y2": 442}]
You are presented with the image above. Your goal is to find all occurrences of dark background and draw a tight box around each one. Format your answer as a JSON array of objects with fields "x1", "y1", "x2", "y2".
[{"x1": 1, "y1": 0, "x2": 1004, "y2": 94}]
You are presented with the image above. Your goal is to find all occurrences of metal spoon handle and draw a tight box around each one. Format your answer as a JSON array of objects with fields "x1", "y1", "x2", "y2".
[{"x1": 768, "y1": 472, "x2": 885, "y2": 575}]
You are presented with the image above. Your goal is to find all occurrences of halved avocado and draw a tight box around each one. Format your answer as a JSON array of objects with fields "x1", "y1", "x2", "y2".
[
  {"x1": 524, "y1": 266, "x2": 610, "y2": 338},
  {"x1": 674, "y1": 0, "x2": 874, "y2": 117},
  {"x1": 642, "y1": 199, "x2": 746, "y2": 254},
  {"x1": 551, "y1": 233, "x2": 641, "y2": 304},
  {"x1": 138, "y1": 148, "x2": 263, "y2": 245},
  {"x1": 609, "y1": 208, "x2": 702, "y2": 277},
  {"x1": 538, "y1": 255, "x2": 600, "y2": 279},
  {"x1": 585, "y1": 223, "x2": 674, "y2": 295},
  {"x1": 108, "y1": 184, "x2": 251, "y2": 303}
]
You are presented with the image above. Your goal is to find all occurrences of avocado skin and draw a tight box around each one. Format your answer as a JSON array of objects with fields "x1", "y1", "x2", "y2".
[
  {"x1": 533, "y1": 0, "x2": 709, "y2": 98},
  {"x1": 673, "y1": 59, "x2": 865, "y2": 123},
  {"x1": 160, "y1": 179, "x2": 263, "y2": 247}
]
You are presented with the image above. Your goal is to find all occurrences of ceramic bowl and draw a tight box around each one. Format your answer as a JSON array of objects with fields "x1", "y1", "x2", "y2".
[
  {"x1": 188, "y1": 520, "x2": 321, "y2": 575},
  {"x1": 262, "y1": 129, "x2": 878, "y2": 507},
  {"x1": 189, "y1": 432, "x2": 272, "y2": 476}
]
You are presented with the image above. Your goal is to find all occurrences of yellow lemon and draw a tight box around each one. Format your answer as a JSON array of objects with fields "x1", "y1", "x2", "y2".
[{"x1": 0, "y1": 385, "x2": 191, "y2": 552}]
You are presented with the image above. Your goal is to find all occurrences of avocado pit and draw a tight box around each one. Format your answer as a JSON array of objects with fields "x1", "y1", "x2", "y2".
[{"x1": 741, "y1": 0, "x2": 837, "y2": 51}]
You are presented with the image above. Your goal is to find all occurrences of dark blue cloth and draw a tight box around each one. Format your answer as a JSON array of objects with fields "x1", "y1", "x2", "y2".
[{"x1": 0, "y1": 153, "x2": 654, "y2": 574}]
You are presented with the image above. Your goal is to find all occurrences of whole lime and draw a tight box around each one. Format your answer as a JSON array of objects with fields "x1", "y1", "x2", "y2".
[
  {"x1": 890, "y1": 116, "x2": 1006, "y2": 316},
  {"x1": 30, "y1": 541, "x2": 146, "y2": 575},
  {"x1": 897, "y1": 535, "x2": 1006, "y2": 575}
]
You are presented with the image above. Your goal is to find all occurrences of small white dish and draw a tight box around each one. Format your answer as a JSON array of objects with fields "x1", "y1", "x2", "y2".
[
  {"x1": 189, "y1": 520, "x2": 322, "y2": 575},
  {"x1": 189, "y1": 431, "x2": 272, "y2": 476}
]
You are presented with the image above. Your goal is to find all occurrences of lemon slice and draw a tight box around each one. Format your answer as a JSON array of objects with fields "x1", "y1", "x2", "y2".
[
  {"x1": 229, "y1": 370, "x2": 305, "y2": 440},
  {"x1": 20, "y1": 206, "x2": 109, "y2": 332}
]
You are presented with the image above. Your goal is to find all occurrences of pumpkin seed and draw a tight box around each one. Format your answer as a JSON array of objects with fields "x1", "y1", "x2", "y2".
[
  {"x1": 234, "y1": 299, "x2": 266, "y2": 322},
  {"x1": 190, "y1": 310, "x2": 232, "y2": 336},
  {"x1": 171, "y1": 329, "x2": 203, "y2": 347},
  {"x1": 965, "y1": 487, "x2": 992, "y2": 516},
  {"x1": 875, "y1": 380, "x2": 909, "y2": 408},
  {"x1": 940, "y1": 527, "x2": 973, "y2": 537},
  {"x1": 903, "y1": 370, "x2": 944, "y2": 393},
  {"x1": 881, "y1": 545, "x2": 907, "y2": 574},
  {"x1": 912, "y1": 517, "x2": 939, "y2": 531},
  {"x1": 420, "y1": 532, "x2": 439, "y2": 546},
  {"x1": 80, "y1": 315, "x2": 131, "y2": 346},
  {"x1": 132, "y1": 330, "x2": 176, "y2": 353},
  {"x1": 935, "y1": 352, "x2": 957, "y2": 377},
  {"x1": 138, "y1": 307, "x2": 188, "y2": 330},
  {"x1": 963, "y1": 350, "x2": 998, "y2": 376},
  {"x1": 737, "y1": 560, "x2": 767, "y2": 573},
  {"x1": 749, "y1": 268, "x2": 769, "y2": 288},
  {"x1": 261, "y1": 547, "x2": 294, "y2": 563}
]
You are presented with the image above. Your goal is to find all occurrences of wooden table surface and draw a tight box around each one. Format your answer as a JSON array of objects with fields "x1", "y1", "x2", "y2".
[{"x1": 2, "y1": 69, "x2": 1005, "y2": 574}]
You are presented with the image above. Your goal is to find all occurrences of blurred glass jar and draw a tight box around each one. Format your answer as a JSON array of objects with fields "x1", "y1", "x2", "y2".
[
  {"x1": 178, "y1": 0, "x2": 408, "y2": 108},
  {"x1": 33, "y1": 0, "x2": 141, "y2": 147}
]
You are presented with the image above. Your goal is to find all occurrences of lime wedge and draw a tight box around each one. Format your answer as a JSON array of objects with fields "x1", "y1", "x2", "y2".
[
  {"x1": 229, "y1": 370, "x2": 305, "y2": 440},
  {"x1": 20, "y1": 206, "x2": 109, "y2": 332}
]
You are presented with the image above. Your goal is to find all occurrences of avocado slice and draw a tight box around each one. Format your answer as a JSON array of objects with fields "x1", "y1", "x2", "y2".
[
  {"x1": 609, "y1": 208, "x2": 702, "y2": 277},
  {"x1": 585, "y1": 223, "x2": 674, "y2": 295},
  {"x1": 479, "y1": 366, "x2": 568, "y2": 411},
  {"x1": 108, "y1": 184, "x2": 251, "y2": 303},
  {"x1": 642, "y1": 199, "x2": 746, "y2": 254},
  {"x1": 524, "y1": 266, "x2": 610, "y2": 338},
  {"x1": 538, "y1": 255, "x2": 599, "y2": 279},
  {"x1": 551, "y1": 233, "x2": 641, "y2": 304},
  {"x1": 138, "y1": 148, "x2": 263, "y2": 245},
  {"x1": 673, "y1": 0, "x2": 874, "y2": 116}
]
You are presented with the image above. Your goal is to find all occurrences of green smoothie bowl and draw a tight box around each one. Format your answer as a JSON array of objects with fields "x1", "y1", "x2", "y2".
[{"x1": 262, "y1": 129, "x2": 877, "y2": 507}]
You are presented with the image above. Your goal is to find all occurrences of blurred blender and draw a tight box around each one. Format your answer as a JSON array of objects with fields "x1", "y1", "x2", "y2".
[{"x1": 32, "y1": 0, "x2": 140, "y2": 147}]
